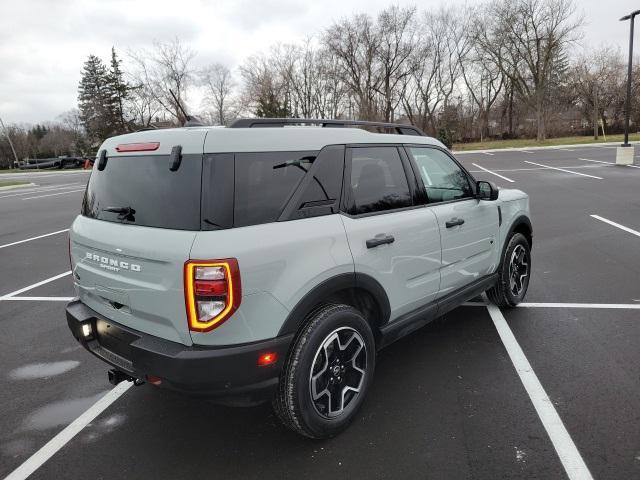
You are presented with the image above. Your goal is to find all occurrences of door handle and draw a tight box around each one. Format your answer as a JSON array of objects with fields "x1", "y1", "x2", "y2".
[
  {"x1": 445, "y1": 218, "x2": 465, "y2": 228},
  {"x1": 366, "y1": 234, "x2": 395, "y2": 249}
]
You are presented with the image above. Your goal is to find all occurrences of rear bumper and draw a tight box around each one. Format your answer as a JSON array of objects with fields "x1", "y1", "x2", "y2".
[{"x1": 66, "y1": 300, "x2": 292, "y2": 402}]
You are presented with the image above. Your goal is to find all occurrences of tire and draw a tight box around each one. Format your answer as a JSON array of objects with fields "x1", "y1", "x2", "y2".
[
  {"x1": 273, "y1": 304, "x2": 375, "y2": 439},
  {"x1": 487, "y1": 232, "x2": 531, "y2": 308}
]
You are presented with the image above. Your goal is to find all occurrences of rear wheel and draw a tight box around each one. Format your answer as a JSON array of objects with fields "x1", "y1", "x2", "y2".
[
  {"x1": 487, "y1": 232, "x2": 531, "y2": 308},
  {"x1": 273, "y1": 304, "x2": 375, "y2": 439}
]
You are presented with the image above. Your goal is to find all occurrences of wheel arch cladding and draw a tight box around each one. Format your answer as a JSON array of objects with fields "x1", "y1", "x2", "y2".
[
  {"x1": 510, "y1": 216, "x2": 533, "y2": 248},
  {"x1": 277, "y1": 273, "x2": 391, "y2": 339},
  {"x1": 500, "y1": 215, "x2": 533, "y2": 265}
]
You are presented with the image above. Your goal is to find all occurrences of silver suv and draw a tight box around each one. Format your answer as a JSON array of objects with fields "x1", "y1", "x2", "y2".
[{"x1": 66, "y1": 118, "x2": 532, "y2": 438}]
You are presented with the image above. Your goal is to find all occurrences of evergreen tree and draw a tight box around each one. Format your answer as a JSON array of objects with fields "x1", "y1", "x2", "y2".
[
  {"x1": 77, "y1": 54, "x2": 111, "y2": 145},
  {"x1": 256, "y1": 91, "x2": 290, "y2": 118},
  {"x1": 106, "y1": 47, "x2": 131, "y2": 132}
]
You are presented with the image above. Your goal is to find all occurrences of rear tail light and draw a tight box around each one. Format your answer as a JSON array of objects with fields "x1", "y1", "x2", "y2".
[{"x1": 184, "y1": 259, "x2": 241, "y2": 332}]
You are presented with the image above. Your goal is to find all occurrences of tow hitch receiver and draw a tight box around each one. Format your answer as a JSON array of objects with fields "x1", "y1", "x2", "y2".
[{"x1": 108, "y1": 368, "x2": 144, "y2": 386}]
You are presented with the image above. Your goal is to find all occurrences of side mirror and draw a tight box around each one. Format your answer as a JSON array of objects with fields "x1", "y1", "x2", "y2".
[{"x1": 477, "y1": 180, "x2": 499, "y2": 201}]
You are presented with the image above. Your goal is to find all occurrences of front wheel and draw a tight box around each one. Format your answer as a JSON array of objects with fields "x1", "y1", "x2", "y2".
[
  {"x1": 487, "y1": 232, "x2": 531, "y2": 308},
  {"x1": 273, "y1": 304, "x2": 375, "y2": 439}
]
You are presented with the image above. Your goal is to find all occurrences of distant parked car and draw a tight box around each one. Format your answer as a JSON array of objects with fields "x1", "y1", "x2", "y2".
[{"x1": 18, "y1": 156, "x2": 84, "y2": 170}]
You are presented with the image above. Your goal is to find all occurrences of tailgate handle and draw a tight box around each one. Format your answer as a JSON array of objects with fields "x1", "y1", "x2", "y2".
[{"x1": 366, "y1": 234, "x2": 395, "y2": 249}]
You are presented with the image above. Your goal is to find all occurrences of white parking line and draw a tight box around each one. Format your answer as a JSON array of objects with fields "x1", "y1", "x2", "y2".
[
  {"x1": 482, "y1": 151, "x2": 495, "y2": 156},
  {"x1": 463, "y1": 301, "x2": 640, "y2": 309},
  {"x1": 484, "y1": 299, "x2": 593, "y2": 480},
  {"x1": 520, "y1": 150, "x2": 535, "y2": 153},
  {"x1": 471, "y1": 163, "x2": 515, "y2": 183},
  {"x1": 467, "y1": 165, "x2": 608, "y2": 173},
  {"x1": 4, "y1": 381, "x2": 133, "y2": 480},
  {"x1": 524, "y1": 161, "x2": 603, "y2": 179},
  {"x1": 22, "y1": 189, "x2": 85, "y2": 200},
  {"x1": 578, "y1": 158, "x2": 612, "y2": 165},
  {"x1": 517, "y1": 302, "x2": 640, "y2": 309},
  {"x1": 590, "y1": 215, "x2": 640, "y2": 238},
  {"x1": 1, "y1": 296, "x2": 75, "y2": 301},
  {"x1": 0, "y1": 171, "x2": 90, "y2": 180},
  {"x1": 578, "y1": 158, "x2": 640, "y2": 169},
  {"x1": 0, "y1": 183, "x2": 83, "y2": 199},
  {"x1": 0, "y1": 229, "x2": 69, "y2": 250},
  {"x1": 0, "y1": 271, "x2": 71, "y2": 299}
]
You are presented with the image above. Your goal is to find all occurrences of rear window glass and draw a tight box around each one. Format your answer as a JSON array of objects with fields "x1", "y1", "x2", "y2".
[
  {"x1": 234, "y1": 151, "x2": 317, "y2": 227},
  {"x1": 82, "y1": 154, "x2": 202, "y2": 230}
]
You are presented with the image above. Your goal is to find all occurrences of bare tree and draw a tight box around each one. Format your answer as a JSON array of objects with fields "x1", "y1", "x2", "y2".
[
  {"x1": 568, "y1": 47, "x2": 625, "y2": 138},
  {"x1": 324, "y1": 14, "x2": 382, "y2": 120},
  {"x1": 400, "y1": 7, "x2": 462, "y2": 135},
  {"x1": 375, "y1": 6, "x2": 417, "y2": 121},
  {"x1": 129, "y1": 38, "x2": 196, "y2": 124},
  {"x1": 400, "y1": 36, "x2": 440, "y2": 134},
  {"x1": 240, "y1": 53, "x2": 290, "y2": 117},
  {"x1": 477, "y1": 0, "x2": 583, "y2": 140},
  {"x1": 127, "y1": 81, "x2": 163, "y2": 127},
  {"x1": 459, "y1": 8, "x2": 505, "y2": 140},
  {"x1": 268, "y1": 41, "x2": 349, "y2": 119},
  {"x1": 58, "y1": 109, "x2": 88, "y2": 153},
  {"x1": 201, "y1": 63, "x2": 236, "y2": 125}
]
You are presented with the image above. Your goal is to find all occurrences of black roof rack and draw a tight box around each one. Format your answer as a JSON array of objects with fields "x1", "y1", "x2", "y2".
[{"x1": 229, "y1": 118, "x2": 426, "y2": 137}]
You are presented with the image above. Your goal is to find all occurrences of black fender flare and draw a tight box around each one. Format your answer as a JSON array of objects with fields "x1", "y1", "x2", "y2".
[
  {"x1": 500, "y1": 215, "x2": 533, "y2": 262},
  {"x1": 277, "y1": 272, "x2": 391, "y2": 336}
]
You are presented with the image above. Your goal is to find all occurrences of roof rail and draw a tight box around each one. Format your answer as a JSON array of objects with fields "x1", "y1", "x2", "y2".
[{"x1": 229, "y1": 118, "x2": 426, "y2": 136}]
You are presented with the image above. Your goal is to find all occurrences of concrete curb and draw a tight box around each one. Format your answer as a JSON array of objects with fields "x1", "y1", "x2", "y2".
[
  {"x1": 453, "y1": 140, "x2": 639, "y2": 154},
  {"x1": 0, "y1": 182, "x2": 36, "y2": 191}
]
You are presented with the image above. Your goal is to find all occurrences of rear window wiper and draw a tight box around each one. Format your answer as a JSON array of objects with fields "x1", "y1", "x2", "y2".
[
  {"x1": 273, "y1": 156, "x2": 316, "y2": 172},
  {"x1": 103, "y1": 206, "x2": 136, "y2": 222}
]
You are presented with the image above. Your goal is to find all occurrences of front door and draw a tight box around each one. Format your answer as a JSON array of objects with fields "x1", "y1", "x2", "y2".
[{"x1": 405, "y1": 146, "x2": 499, "y2": 297}]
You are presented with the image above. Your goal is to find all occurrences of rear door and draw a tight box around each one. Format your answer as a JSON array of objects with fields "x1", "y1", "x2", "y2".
[
  {"x1": 340, "y1": 146, "x2": 441, "y2": 322},
  {"x1": 70, "y1": 133, "x2": 207, "y2": 346},
  {"x1": 405, "y1": 146, "x2": 499, "y2": 298}
]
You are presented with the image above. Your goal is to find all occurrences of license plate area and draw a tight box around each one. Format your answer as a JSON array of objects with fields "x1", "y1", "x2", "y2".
[
  {"x1": 92, "y1": 319, "x2": 138, "y2": 372},
  {"x1": 90, "y1": 343, "x2": 134, "y2": 372}
]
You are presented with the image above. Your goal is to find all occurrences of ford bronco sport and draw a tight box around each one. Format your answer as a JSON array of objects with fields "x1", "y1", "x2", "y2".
[{"x1": 66, "y1": 118, "x2": 532, "y2": 438}]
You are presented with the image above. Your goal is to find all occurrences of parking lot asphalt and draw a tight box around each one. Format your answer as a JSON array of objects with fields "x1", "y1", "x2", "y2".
[{"x1": 1, "y1": 145, "x2": 639, "y2": 480}]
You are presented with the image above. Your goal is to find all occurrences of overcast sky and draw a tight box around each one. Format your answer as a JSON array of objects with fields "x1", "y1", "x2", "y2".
[{"x1": 1, "y1": 0, "x2": 638, "y2": 125}]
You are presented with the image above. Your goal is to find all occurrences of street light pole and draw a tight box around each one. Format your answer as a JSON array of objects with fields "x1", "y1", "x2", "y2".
[
  {"x1": 0, "y1": 115, "x2": 19, "y2": 169},
  {"x1": 620, "y1": 9, "x2": 640, "y2": 147}
]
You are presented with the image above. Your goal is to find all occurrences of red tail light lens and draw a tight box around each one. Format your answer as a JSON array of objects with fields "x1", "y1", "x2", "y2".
[{"x1": 184, "y1": 259, "x2": 241, "y2": 332}]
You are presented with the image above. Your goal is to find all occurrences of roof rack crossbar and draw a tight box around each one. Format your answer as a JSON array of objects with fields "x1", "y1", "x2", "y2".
[{"x1": 229, "y1": 118, "x2": 426, "y2": 136}]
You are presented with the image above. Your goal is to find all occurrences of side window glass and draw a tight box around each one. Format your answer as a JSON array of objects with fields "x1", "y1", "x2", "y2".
[
  {"x1": 408, "y1": 147, "x2": 473, "y2": 203},
  {"x1": 234, "y1": 151, "x2": 316, "y2": 227},
  {"x1": 349, "y1": 147, "x2": 412, "y2": 215}
]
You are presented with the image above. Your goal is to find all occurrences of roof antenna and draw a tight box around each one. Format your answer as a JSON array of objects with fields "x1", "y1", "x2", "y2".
[{"x1": 169, "y1": 89, "x2": 204, "y2": 127}]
